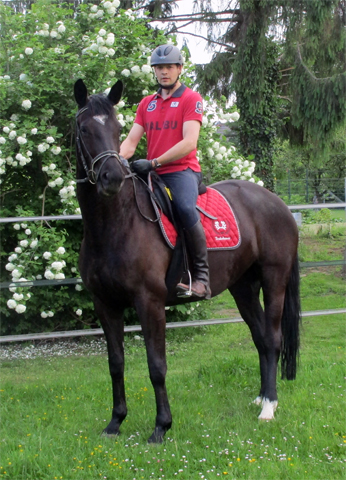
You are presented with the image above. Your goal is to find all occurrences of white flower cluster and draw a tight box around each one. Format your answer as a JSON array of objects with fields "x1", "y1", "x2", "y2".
[
  {"x1": 89, "y1": 0, "x2": 120, "y2": 19},
  {"x1": 37, "y1": 21, "x2": 66, "y2": 38},
  {"x1": 83, "y1": 28, "x2": 116, "y2": 57},
  {"x1": 59, "y1": 180, "x2": 76, "y2": 204}
]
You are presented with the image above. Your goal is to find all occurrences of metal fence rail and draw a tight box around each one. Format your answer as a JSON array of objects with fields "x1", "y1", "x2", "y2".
[{"x1": 0, "y1": 308, "x2": 345, "y2": 344}]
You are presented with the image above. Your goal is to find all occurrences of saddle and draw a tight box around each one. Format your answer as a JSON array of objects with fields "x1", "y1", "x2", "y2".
[{"x1": 145, "y1": 172, "x2": 241, "y2": 300}]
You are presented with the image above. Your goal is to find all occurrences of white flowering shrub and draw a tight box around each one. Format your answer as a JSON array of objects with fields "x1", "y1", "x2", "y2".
[{"x1": 0, "y1": 0, "x2": 261, "y2": 335}]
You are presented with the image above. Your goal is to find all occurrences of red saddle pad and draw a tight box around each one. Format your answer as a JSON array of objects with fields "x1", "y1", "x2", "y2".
[{"x1": 157, "y1": 187, "x2": 241, "y2": 250}]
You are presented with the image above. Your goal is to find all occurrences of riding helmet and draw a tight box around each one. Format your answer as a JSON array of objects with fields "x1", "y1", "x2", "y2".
[{"x1": 150, "y1": 44, "x2": 183, "y2": 66}]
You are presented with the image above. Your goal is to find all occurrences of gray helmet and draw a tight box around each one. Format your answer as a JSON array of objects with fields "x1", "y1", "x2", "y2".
[{"x1": 150, "y1": 44, "x2": 183, "y2": 66}]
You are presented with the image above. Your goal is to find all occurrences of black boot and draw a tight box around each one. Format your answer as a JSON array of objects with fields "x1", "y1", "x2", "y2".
[{"x1": 176, "y1": 220, "x2": 211, "y2": 299}]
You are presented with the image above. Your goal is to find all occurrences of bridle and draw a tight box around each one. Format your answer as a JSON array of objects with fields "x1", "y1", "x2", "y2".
[
  {"x1": 75, "y1": 106, "x2": 133, "y2": 185},
  {"x1": 75, "y1": 105, "x2": 160, "y2": 223}
]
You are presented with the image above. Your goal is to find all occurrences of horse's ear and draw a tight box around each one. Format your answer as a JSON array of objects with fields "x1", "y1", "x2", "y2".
[
  {"x1": 108, "y1": 80, "x2": 123, "y2": 106},
  {"x1": 74, "y1": 79, "x2": 88, "y2": 108}
]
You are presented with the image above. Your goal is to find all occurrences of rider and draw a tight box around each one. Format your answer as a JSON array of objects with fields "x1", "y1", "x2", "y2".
[{"x1": 119, "y1": 44, "x2": 210, "y2": 299}]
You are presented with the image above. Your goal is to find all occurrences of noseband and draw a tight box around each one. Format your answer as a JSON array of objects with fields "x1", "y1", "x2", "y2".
[{"x1": 75, "y1": 106, "x2": 132, "y2": 184}]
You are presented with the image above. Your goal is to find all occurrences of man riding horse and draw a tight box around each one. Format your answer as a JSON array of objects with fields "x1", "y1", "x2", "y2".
[{"x1": 119, "y1": 44, "x2": 211, "y2": 300}]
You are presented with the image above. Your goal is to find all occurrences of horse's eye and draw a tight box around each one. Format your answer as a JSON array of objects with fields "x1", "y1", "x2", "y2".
[{"x1": 80, "y1": 125, "x2": 88, "y2": 134}]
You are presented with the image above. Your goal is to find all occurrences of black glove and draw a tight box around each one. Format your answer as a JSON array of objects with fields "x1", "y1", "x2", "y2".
[{"x1": 131, "y1": 159, "x2": 153, "y2": 176}]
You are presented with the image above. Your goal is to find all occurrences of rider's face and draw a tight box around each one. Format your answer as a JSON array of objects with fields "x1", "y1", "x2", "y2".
[{"x1": 154, "y1": 64, "x2": 182, "y2": 86}]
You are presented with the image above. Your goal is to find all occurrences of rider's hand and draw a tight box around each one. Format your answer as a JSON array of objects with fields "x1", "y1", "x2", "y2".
[{"x1": 131, "y1": 159, "x2": 153, "y2": 176}]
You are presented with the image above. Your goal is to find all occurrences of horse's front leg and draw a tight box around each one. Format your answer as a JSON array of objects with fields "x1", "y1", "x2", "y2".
[
  {"x1": 93, "y1": 298, "x2": 127, "y2": 437},
  {"x1": 135, "y1": 295, "x2": 172, "y2": 443}
]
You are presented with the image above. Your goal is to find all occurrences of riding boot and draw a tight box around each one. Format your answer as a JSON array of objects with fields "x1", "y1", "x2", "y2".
[{"x1": 176, "y1": 220, "x2": 211, "y2": 299}]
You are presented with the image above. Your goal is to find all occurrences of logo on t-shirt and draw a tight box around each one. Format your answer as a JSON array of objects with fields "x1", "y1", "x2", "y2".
[
  {"x1": 171, "y1": 102, "x2": 179, "y2": 108},
  {"x1": 147, "y1": 100, "x2": 157, "y2": 112},
  {"x1": 195, "y1": 101, "x2": 203, "y2": 114}
]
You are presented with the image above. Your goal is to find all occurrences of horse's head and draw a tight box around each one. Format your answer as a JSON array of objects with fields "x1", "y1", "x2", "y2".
[{"x1": 74, "y1": 79, "x2": 125, "y2": 196}]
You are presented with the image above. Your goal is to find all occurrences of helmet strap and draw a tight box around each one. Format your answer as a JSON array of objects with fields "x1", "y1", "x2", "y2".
[{"x1": 158, "y1": 75, "x2": 180, "y2": 92}]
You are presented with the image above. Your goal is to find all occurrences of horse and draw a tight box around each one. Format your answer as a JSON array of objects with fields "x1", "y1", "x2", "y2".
[{"x1": 74, "y1": 79, "x2": 301, "y2": 444}]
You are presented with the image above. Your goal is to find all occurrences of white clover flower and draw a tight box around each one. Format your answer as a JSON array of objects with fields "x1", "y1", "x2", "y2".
[
  {"x1": 25, "y1": 228, "x2": 31, "y2": 235},
  {"x1": 19, "y1": 240, "x2": 29, "y2": 247},
  {"x1": 17, "y1": 136, "x2": 27, "y2": 145},
  {"x1": 7, "y1": 299, "x2": 17, "y2": 309},
  {"x1": 25, "y1": 47, "x2": 33, "y2": 55},
  {"x1": 121, "y1": 69, "x2": 131, "y2": 77},
  {"x1": 76, "y1": 309, "x2": 82, "y2": 316},
  {"x1": 44, "y1": 270, "x2": 55, "y2": 280},
  {"x1": 46, "y1": 136, "x2": 55, "y2": 144},
  {"x1": 55, "y1": 273, "x2": 65, "y2": 280},
  {"x1": 56, "y1": 246, "x2": 65, "y2": 255},
  {"x1": 41, "y1": 311, "x2": 48, "y2": 318},
  {"x1": 57, "y1": 24, "x2": 66, "y2": 34},
  {"x1": 51, "y1": 261, "x2": 63, "y2": 271},
  {"x1": 5, "y1": 263, "x2": 15, "y2": 271},
  {"x1": 43, "y1": 251, "x2": 52, "y2": 259}
]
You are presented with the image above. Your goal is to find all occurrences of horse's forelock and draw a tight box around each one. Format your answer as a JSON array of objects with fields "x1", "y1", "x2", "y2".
[{"x1": 88, "y1": 94, "x2": 114, "y2": 117}]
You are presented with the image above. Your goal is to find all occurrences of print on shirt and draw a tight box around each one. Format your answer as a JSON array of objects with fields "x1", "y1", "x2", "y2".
[
  {"x1": 145, "y1": 121, "x2": 178, "y2": 131},
  {"x1": 195, "y1": 101, "x2": 203, "y2": 114},
  {"x1": 171, "y1": 102, "x2": 179, "y2": 108},
  {"x1": 147, "y1": 100, "x2": 157, "y2": 112}
]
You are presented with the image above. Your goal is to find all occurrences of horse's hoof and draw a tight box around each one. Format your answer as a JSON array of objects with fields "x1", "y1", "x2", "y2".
[
  {"x1": 258, "y1": 398, "x2": 278, "y2": 420},
  {"x1": 101, "y1": 429, "x2": 120, "y2": 438},
  {"x1": 148, "y1": 427, "x2": 165, "y2": 444}
]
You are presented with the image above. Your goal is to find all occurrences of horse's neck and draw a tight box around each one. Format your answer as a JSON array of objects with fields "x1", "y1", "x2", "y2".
[{"x1": 78, "y1": 183, "x2": 134, "y2": 245}]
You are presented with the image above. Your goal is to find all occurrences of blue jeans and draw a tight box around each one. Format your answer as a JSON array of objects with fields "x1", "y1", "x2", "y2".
[{"x1": 159, "y1": 168, "x2": 202, "y2": 230}]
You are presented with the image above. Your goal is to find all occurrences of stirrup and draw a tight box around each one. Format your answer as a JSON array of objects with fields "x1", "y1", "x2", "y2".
[{"x1": 176, "y1": 270, "x2": 192, "y2": 297}]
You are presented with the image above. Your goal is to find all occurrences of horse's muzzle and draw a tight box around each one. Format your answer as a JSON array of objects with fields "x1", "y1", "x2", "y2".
[{"x1": 98, "y1": 169, "x2": 125, "y2": 196}]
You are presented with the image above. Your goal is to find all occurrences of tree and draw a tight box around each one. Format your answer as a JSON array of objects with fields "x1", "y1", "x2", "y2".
[{"x1": 157, "y1": 0, "x2": 346, "y2": 190}]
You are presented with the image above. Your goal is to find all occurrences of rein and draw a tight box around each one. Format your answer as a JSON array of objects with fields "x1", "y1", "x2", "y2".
[{"x1": 75, "y1": 106, "x2": 159, "y2": 223}]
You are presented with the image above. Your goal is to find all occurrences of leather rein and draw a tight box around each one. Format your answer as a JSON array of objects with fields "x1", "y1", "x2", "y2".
[{"x1": 75, "y1": 106, "x2": 160, "y2": 223}]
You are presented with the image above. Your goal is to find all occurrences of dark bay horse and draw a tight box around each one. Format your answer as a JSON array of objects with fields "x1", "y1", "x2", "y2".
[{"x1": 74, "y1": 79, "x2": 301, "y2": 443}]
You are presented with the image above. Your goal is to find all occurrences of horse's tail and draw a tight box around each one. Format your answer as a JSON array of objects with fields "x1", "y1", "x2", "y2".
[{"x1": 281, "y1": 255, "x2": 301, "y2": 380}]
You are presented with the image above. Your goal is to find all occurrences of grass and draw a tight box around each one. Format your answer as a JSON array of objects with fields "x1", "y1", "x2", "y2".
[{"x1": 0, "y1": 232, "x2": 345, "y2": 480}]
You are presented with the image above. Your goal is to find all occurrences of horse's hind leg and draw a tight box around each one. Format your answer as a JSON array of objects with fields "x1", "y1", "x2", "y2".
[
  {"x1": 229, "y1": 270, "x2": 283, "y2": 420},
  {"x1": 94, "y1": 299, "x2": 127, "y2": 437}
]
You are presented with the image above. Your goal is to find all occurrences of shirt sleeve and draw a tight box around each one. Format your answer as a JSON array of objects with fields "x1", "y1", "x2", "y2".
[
  {"x1": 183, "y1": 91, "x2": 203, "y2": 124},
  {"x1": 134, "y1": 99, "x2": 145, "y2": 128}
]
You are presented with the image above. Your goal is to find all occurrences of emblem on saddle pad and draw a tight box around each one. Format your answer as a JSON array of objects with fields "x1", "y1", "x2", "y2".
[{"x1": 213, "y1": 219, "x2": 230, "y2": 234}]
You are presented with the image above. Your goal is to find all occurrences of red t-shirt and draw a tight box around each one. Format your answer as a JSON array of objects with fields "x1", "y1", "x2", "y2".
[{"x1": 134, "y1": 84, "x2": 203, "y2": 174}]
